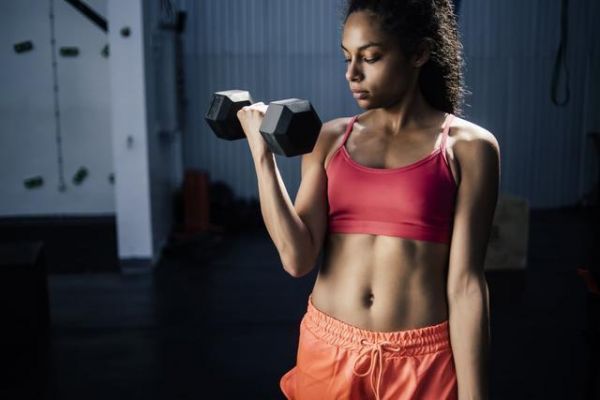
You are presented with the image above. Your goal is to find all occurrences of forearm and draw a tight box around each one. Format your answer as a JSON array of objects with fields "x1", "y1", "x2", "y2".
[
  {"x1": 447, "y1": 277, "x2": 491, "y2": 400},
  {"x1": 252, "y1": 151, "x2": 313, "y2": 275}
]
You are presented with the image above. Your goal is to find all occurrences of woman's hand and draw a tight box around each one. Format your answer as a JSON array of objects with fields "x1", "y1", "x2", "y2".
[{"x1": 236, "y1": 102, "x2": 271, "y2": 157}]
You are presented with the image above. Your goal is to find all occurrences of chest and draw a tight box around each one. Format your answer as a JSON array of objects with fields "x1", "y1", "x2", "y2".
[
  {"x1": 348, "y1": 130, "x2": 436, "y2": 167},
  {"x1": 325, "y1": 128, "x2": 460, "y2": 186}
]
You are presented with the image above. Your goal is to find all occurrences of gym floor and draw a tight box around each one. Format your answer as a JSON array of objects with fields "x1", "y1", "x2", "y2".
[{"x1": 5, "y1": 206, "x2": 598, "y2": 399}]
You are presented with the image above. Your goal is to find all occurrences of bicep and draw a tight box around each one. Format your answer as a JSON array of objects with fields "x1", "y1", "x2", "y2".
[
  {"x1": 293, "y1": 121, "x2": 340, "y2": 263},
  {"x1": 294, "y1": 154, "x2": 328, "y2": 260},
  {"x1": 447, "y1": 132, "x2": 501, "y2": 297}
]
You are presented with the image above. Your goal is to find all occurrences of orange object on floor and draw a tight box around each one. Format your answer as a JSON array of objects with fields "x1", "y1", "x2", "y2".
[{"x1": 280, "y1": 295, "x2": 458, "y2": 400}]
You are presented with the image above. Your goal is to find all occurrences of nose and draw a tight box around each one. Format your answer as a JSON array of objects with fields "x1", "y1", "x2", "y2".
[{"x1": 345, "y1": 58, "x2": 363, "y2": 82}]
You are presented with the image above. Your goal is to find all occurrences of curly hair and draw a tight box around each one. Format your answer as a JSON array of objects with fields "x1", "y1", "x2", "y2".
[{"x1": 342, "y1": 0, "x2": 468, "y2": 116}]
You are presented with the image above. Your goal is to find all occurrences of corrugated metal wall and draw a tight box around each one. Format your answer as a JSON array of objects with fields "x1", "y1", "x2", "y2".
[
  {"x1": 182, "y1": 0, "x2": 600, "y2": 208},
  {"x1": 459, "y1": 0, "x2": 600, "y2": 207}
]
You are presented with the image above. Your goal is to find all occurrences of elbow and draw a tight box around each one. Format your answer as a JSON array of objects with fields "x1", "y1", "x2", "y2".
[
  {"x1": 285, "y1": 267, "x2": 310, "y2": 278},
  {"x1": 447, "y1": 276, "x2": 489, "y2": 302},
  {"x1": 281, "y1": 233, "x2": 319, "y2": 278},
  {"x1": 282, "y1": 254, "x2": 316, "y2": 278}
]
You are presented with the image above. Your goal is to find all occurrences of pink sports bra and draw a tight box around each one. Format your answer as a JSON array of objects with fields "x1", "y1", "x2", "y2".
[{"x1": 325, "y1": 113, "x2": 458, "y2": 244}]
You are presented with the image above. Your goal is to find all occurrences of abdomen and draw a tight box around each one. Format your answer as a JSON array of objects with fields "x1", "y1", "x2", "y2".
[{"x1": 311, "y1": 233, "x2": 450, "y2": 332}]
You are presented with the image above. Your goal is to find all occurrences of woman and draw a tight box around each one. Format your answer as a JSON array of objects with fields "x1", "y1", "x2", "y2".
[{"x1": 237, "y1": 0, "x2": 499, "y2": 399}]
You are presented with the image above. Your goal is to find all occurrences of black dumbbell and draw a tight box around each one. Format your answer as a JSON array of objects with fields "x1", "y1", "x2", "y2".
[{"x1": 204, "y1": 90, "x2": 322, "y2": 157}]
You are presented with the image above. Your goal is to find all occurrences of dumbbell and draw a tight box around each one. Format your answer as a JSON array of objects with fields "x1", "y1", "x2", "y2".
[{"x1": 204, "y1": 90, "x2": 322, "y2": 157}]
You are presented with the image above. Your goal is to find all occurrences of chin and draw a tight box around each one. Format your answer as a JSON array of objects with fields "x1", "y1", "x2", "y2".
[{"x1": 357, "y1": 99, "x2": 379, "y2": 110}]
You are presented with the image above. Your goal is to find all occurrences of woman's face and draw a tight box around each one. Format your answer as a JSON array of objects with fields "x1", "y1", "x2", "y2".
[{"x1": 341, "y1": 11, "x2": 423, "y2": 110}]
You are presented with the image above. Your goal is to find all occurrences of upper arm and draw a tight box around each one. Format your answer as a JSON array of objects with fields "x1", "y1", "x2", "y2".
[
  {"x1": 292, "y1": 118, "x2": 345, "y2": 275},
  {"x1": 446, "y1": 127, "x2": 501, "y2": 298}
]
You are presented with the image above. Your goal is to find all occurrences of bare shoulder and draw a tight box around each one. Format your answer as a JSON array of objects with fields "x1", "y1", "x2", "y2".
[
  {"x1": 447, "y1": 116, "x2": 500, "y2": 168},
  {"x1": 310, "y1": 117, "x2": 353, "y2": 168},
  {"x1": 448, "y1": 116, "x2": 498, "y2": 146},
  {"x1": 319, "y1": 117, "x2": 352, "y2": 145}
]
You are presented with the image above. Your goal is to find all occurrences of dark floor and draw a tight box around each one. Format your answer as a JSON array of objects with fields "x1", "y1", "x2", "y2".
[{"x1": 2, "y1": 205, "x2": 599, "y2": 399}]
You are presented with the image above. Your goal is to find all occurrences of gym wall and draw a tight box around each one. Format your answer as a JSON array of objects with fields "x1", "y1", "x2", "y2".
[
  {"x1": 108, "y1": 0, "x2": 182, "y2": 261},
  {"x1": 0, "y1": 0, "x2": 114, "y2": 216},
  {"x1": 458, "y1": 0, "x2": 600, "y2": 208},
  {"x1": 0, "y1": 0, "x2": 182, "y2": 263},
  {"x1": 184, "y1": 0, "x2": 600, "y2": 208}
]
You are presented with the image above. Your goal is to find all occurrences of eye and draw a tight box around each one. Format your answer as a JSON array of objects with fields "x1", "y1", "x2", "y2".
[{"x1": 343, "y1": 57, "x2": 379, "y2": 64}]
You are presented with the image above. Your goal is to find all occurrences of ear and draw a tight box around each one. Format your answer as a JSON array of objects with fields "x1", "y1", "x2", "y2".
[{"x1": 411, "y1": 38, "x2": 433, "y2": 68}]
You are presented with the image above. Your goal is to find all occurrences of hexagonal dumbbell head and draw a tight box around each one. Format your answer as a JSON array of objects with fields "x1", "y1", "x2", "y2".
[
  {"x1": 259, "y1": 99, "x2": 322, "y2": 157},
  {"x1": 205, "y1": 90, "x2": 253, "y2": 140}
]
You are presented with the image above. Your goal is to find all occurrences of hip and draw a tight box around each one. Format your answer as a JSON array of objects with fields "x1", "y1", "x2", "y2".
[{"x1": 280, "y1": 295, "x2": 458, "y2": 400}]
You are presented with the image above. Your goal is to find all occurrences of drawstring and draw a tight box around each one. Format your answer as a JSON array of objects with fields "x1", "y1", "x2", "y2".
[{"x1": 352, "y1": 338, "x2": 403, "y2": 400}]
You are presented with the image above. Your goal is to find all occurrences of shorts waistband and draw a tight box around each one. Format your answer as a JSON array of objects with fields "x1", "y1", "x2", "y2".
[{"x1": 303, "y1": 294, "x2": 451, "y2": 356}]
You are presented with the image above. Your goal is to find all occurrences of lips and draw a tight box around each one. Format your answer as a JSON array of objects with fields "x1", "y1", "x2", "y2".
[{"x1": 351, "y1": 89, "x2": 368, "y2": 99}]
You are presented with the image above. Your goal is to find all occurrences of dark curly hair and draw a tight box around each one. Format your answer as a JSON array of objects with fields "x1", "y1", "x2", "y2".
[{"x1": 341, "y1": 0, "x2": 468, "y2": 116}]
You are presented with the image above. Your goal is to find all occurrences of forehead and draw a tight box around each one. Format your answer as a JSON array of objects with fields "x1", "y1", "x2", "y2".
[{"x1": 341, "y1": 11, "x2": 390, "y2": 49}]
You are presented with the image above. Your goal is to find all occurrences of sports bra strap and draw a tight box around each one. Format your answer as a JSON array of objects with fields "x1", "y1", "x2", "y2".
[
  {"x1": 341, "y1": 115, "x2": 359, "y2": 146},
  {"x1": 342, "y1": 113, "x2": 454, "y2": 149},
  {"x1": 439, "y1": 113, "x2": 455, "y2": 152}
]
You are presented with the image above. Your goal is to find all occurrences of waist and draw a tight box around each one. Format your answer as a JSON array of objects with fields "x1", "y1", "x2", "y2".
[
  {"x1": 302, "y1": 294, "x2": 451, "y2": 356},
  {"x1": 310, "y1": 281, "x2": 449, "y2": 332}
]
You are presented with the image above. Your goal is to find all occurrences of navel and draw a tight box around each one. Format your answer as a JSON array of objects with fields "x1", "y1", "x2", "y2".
[{"x1": 363, "y1": 291, "x2": 375, "y2": 307}]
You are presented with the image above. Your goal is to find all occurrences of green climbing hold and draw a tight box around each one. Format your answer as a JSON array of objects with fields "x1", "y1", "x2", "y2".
[
  {"x1": 60, "y1": 47, "x2": 79, "y2": 57},
  {"x1": 73, "y1": 167, "x2": 88, "y2": 185},
  {"x1": 24, "y1": 176, "x2": 44, "y2": 189},
  {"x1": 14, "y1": 41, "x2": 34, "y2": 54}
]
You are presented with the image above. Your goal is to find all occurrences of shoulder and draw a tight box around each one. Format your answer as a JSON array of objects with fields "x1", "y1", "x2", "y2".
[
  {"x1": 309, "y1": 116, "x2": 354, "y2": 168},
  {"x1": 320, "y1": 117, "x2": 353, "y2": 141},
  {"x1": 447, "y1": 116, "x2": 500, "y2": 176}
]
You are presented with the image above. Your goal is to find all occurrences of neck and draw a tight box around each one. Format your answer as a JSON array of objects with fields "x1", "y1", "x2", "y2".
[{"x1": 370, "y1": 82, "x2": 441, "y2": 135}]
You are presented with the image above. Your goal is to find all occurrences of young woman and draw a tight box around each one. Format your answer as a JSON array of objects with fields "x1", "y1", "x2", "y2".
[{"x1": 237, "y1": 0, "x2": 499, "y2": 399}]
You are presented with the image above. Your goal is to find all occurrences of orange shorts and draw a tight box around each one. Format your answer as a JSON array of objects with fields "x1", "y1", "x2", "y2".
[{"x1": 280, "y1": 296, "x2": 458, "y2": 400}]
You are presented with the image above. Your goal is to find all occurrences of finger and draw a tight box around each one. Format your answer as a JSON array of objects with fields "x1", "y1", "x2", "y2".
[
  {"x1": 248, "y1": 102, "x2": 265, "y2": 111},
  {"x1": 256, "y1": 104, "x2": 268, "y2": 113}
]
